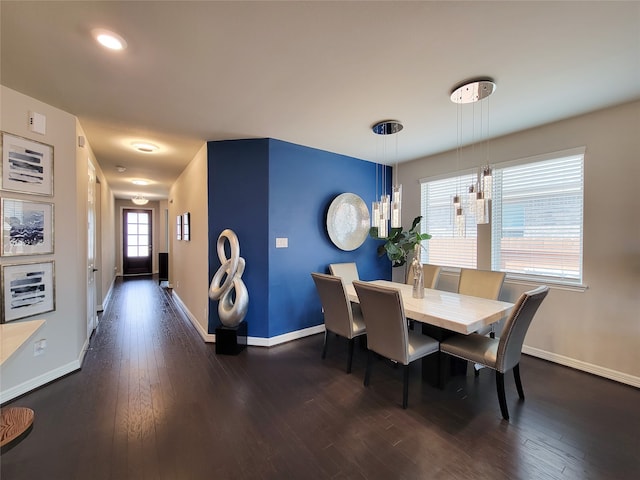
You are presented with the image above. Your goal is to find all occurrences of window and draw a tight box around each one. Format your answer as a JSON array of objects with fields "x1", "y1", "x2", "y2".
[
  {"x1": 420, "y1": 171, "x2": 478, "y2": 268},
  {"x1": 420, "y1": 148, "x2": 584, "y2": 284},
  {"x1": 492, "y1": 152, "x2": 584, "y2": 283}
]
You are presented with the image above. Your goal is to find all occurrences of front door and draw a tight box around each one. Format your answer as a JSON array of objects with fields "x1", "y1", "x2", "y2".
[{"x1": 123, "y1": 209, "x2": 152, "y2": 275}]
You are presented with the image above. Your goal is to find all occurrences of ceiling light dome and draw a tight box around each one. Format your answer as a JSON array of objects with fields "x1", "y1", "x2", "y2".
[
  {"x1": 131, "y1": 142, "x2": 159, "y2": 153},
  {"x1": 131, "y1": 195, "x2": 149, "y2": 206},
  {"x1": 92, "y1": 28, "x2": 127, "y2": 51}
]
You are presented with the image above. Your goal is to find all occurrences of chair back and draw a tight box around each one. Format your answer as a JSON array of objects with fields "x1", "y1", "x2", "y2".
[
  {"x1": 328, "y1": 262, "x2": 360, "y2": 285},
  {"x1": 353, "y1": 281, "x2": 409, "y2": 365},
  {"x1": 458, "y1": 268, "x2": 506, "y2": 300},
  {"x1": 311, "y1": 272, "x2": 355, "y2": 339},
  {"x1": 497, "y1": 286, "x2": 549, "y2": 372},
  {"x1": 406, "y1": 264, "x2": 441, "y2": 289}
]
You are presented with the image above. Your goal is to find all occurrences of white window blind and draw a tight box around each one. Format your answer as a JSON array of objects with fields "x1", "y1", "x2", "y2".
[
  {"x1": 420, "y1": 172, "x2": 478, "y2": 268},
  {"x1": 491, "y1": 153, "x2": 584, "y2": 282}
]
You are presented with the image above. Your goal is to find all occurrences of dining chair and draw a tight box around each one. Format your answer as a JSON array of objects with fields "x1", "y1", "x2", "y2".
[
  {"x1": 406, "y1": 264, "x2": 442, "y2": 289},
  {"x1": 439, "y1": 285, "x2": 549, "y2": 420},
  {"x1": 328, "y1": 262, "x2": 360, "y2": 285},
  {"x1": 458, "y1": 268, "x2": 506, "y2": 335},
  {"x1": 352, "y1": 280, "x2": 439, "y2": 409},
  {"x1": 457, "y1": 268, "x2": 507, "y2": 374},
  {"x1": 311, "y1": 272, "x2": 366, "y2": 374}
]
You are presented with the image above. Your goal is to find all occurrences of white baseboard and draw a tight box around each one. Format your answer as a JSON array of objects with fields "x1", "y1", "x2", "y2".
[
  {"x1": 0, "y1": 359, "x2": 81, "y2": 404},
  {"x1": 171, "y1": 291, "x2": 215, "y2": 342},
  {"x1": 247, "y1": 324, "x2": 325, "y2": 347},
  {"x1": 522, "y1": 345, "x2": 640, "y2": 388},
  {"x1": 171, "y1": 292, "x2": 326, "y2": 347}
]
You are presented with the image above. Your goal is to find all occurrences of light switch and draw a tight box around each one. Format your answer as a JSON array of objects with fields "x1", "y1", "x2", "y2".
[
  {"x1": 275, "y1": 237, "x2": 288, "y2": 248},
  {"x1": 28, "y1": 111, "x2": 46, "y2": 135}
]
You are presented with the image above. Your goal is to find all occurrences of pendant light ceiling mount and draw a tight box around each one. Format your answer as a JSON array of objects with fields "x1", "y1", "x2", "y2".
[
  {"x1": 450, "y1": 78, "x2": 496, "y2": 104},
  {"x1": 372, "y1": 120, "x2": 403, "y2": 136}
]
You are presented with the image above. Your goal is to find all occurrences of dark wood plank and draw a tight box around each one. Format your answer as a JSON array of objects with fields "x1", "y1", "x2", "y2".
[{"x1": 1, "y1": 275, "x2": 638, "y2": 479}]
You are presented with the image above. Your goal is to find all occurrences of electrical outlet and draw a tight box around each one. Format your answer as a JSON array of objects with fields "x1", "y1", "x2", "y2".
[{"x1": 34, "y1": 339, "x2": 47, "y2": 356}]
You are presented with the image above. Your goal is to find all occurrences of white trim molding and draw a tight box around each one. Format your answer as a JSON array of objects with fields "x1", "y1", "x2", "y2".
[
  {"x1": 172, "y1": 291, "x2": 326, "y2": 347},
  {"x1": 523, "y1": 345, "x2": 640, "y2": 388},
  {"x1": 247, "y1": 324, "x2": 325, "y2": 347},
  {"x1": 172, "y1": 291, "x2": 215, "y2": 342},
  {"x1": 0, "y1": 359, "x2": 81, "y2": 404}
]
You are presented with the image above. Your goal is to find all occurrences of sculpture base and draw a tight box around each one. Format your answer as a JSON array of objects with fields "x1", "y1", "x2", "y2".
[{"x1": 215, "y1": 321, "x2": 247, "y2": 355}]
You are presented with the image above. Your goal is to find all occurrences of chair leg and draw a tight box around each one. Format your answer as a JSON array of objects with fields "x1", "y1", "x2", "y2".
[
  {"x1": 364, "y1": 350, "x2": 374, "y2": 386},
  {"x1": 496, "y1": 371, "x2": 509, "y2": 420},
  {"x1": 513, "y1": 363, "x2": 525, "y2": 399},
  {"x1": 346, "y1": 338, "x2": 355, "y2": 374},
  {"x1": 402, "y1": 365, "x2": 410, "y2": 409},
  {"x1": 321, "y1": 331, "x2": 329, "y2": 359}
]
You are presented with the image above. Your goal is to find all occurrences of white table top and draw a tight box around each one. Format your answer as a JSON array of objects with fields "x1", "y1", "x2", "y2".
[
  {"x1": 1, "y1": 319, "x2": 46, "y2": 365},
  {"x1": 346, "y1": 280, "x2": 514, "y2": 335}
]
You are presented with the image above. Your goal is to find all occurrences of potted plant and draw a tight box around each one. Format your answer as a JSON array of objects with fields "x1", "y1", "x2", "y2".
[{"x1": 369, "y1": 216, "x2": 431, "y2": 268}]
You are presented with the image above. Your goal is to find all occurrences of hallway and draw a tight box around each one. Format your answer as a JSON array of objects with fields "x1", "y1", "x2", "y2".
[{"x1": 1, "y1": 276, "x2": 638, "y2": 479}]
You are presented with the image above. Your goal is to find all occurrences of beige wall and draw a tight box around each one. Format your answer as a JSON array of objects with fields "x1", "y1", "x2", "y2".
[
  {"x1": 168, "y1": 143, "x2": 210, "y2": 338},
  {"x1": 397, "y1": 100, "x2": 640, "y2": 385},
  {"x1": 0, "y1": 87, "x2": 82, "y2": 400}
]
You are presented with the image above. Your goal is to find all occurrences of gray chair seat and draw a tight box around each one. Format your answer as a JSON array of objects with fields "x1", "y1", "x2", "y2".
[
  {"x1": 407, "y1": 331, "x2": 440, "y2": 363},
  {"x1": 438, "y1": 334, "x2": 498, "y2": 369}
]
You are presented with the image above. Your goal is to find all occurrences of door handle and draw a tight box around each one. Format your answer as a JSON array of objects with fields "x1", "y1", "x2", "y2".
[{"x1": 92, "y1": 268, "x2": 98, "y2": 272}]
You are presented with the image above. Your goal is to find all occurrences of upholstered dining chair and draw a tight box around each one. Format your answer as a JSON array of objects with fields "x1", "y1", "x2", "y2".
[
  {"x1": 458, "y1": 268, "x2": 506, "y2": 337},
  {"x1": 352, "y1": 280, "x2": 439, "y2": 409},
  {"x1": 406, "y1": 264, "x2": 442, "y2": 289},
  {"x1": 311, "y1": 272, "x2": 366, "y2": 374},
  {"x1": 328, "y1": 262, "x2": 360, "y2": 285},
  {"x1": 440, "y1": 285, "x2": 549, "y2": 420}
]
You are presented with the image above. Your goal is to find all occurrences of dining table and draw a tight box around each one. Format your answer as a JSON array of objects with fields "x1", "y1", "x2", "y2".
[{"x1": 344, "y1": 280, "x2": 514, "y2": 387}]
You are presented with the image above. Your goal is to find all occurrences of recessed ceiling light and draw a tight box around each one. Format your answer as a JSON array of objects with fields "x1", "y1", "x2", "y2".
[
  {"x1": 92, "y1": 28, "x2": 127, "y2": 51},
  {"x1": 131, "y1": 142, "x2": 159, "y2": 153},
  {"x1": 132, "y1": 179, "x2": 149, "y2": 186}
]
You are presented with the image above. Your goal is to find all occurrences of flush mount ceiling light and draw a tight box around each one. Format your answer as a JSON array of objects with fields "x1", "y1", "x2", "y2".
[
  {"x1": 92, "y1": 28, "x2": 127, "y2": 51},
  {"x1": 132, "y1": 179, "x2": 149, "y2": 186},
  {"x1": 131, "y1": 195, "x2": 149, "y2": 206},
  {"x1": 115, "y1": 165, "x2": 126, "y2": 173},
  {"x1": 131, "y1": 142, "x2": 159, "y2": 153}
]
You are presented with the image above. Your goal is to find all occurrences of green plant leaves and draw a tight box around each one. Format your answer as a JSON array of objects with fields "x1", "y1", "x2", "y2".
[{"x1": 369, "y1": 216, "x2": 431, "y2": 267}]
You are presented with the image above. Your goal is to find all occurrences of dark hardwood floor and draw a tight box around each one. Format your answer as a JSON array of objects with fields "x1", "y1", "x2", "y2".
[{"x1": 1, "y1": 276, "x2": 638, "y2": 479}]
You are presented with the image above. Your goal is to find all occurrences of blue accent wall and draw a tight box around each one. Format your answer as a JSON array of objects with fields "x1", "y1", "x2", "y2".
[{"x1": 208, "y1": 138, "x2": 391, "y2": 339}]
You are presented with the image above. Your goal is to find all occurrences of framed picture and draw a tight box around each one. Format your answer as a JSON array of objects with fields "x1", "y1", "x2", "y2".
[
  {"x1": 176, "y1": 215, "x2": 182, "y2": 240},
  {"x1": 2, "y1": 197, "x2": 54, "y2": 256},
  {"x1": 1, "y1": 260, "x2": 55, "y2": 323},
  {"x1": 1, "y1": 132, "x2": 54, "y2": 196},
  {"x1": 183, "y1": 212, "x2": 190, "y2": 241}
]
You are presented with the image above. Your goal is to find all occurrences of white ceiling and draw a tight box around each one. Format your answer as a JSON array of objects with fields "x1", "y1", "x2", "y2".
[{"x1": 2, "y1": 1, "x2": 639, "y2": 200}]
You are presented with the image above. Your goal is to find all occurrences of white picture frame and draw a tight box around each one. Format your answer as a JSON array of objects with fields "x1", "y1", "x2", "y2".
[
  {"x1": 1, "y1": 197, "x2": 54, "y2": 256},
  {"x1": 1, "y1": 260, "x2": 56, "y2": 323},
  {"x1": 1, "y1": 131, "x2": 54, "y2": 196}
]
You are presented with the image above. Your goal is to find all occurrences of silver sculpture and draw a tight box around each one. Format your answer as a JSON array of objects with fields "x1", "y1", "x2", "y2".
[{"x1": 208, "y1": 229, "x2": 249, "y2": 327}]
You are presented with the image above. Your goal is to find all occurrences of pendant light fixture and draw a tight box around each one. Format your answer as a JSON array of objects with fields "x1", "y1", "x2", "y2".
[
  {"x1": 450, "y1": 78, "x2": 496, "y2": 229},
  {"x1": 371, "y1": 119, "x2": 403, "y2": 238}
]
